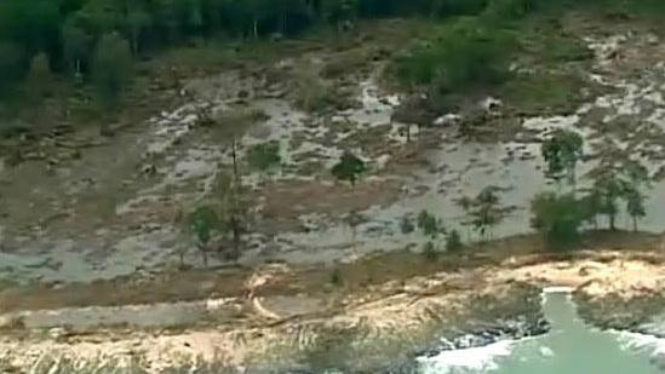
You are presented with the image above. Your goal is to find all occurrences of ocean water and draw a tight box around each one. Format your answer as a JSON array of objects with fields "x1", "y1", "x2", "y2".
[{"x1": 418, "y1": 288, "x2": 665, "y2": 374}]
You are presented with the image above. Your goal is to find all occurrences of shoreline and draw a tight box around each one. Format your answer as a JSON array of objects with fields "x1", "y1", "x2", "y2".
[{"x1": 3, "y1": 233, "x2": 665, "y2": 372}]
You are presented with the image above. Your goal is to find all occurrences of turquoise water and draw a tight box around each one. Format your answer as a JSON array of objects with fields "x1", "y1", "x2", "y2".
[{"x1": 419, "y1": 289, "x2": 665, "y2": 373}]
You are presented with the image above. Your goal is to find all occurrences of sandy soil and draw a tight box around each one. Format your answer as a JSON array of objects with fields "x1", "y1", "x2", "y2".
[{"x1": 498, "y1": 251, "x2": 665, "y2": 299}]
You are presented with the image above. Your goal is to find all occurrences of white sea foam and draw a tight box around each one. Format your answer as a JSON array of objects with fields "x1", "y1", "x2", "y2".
[
  {"x1": 417, "y1": 339, "x2": 515, "y2": 373},
  {"x1": 539, "y1": 346, "x2": 555, "y2": 357},
  {"x1": 542, "y1": 286, "x2": 574, "y2": 294},
  {"x1": 612, "y1": 329, "x2": 665, "y2": 356}
]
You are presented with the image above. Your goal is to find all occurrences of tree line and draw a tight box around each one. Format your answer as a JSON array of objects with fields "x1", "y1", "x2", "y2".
[
  {"x1": 3, "y1": 0, "x2": 662, "y2": 115},
  {"x1": 0, "y1": 0, "x2": 544, "y2": 99}
]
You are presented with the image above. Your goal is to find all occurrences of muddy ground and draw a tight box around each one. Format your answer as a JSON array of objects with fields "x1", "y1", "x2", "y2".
[{"x1": 3, "y1": 15, "x2": 665, "y2": 287}]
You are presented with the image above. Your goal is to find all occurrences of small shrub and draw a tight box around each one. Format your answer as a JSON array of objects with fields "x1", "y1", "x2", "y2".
[
  {"x1": 417, "y1": 210, "x2": 441, "y2": 237},
  {"x1": 330, "y1": 267, "x2": 343, "y2": 286},
  {"x1": 423, "y1": 241, "x2": 439, "y2": 260},
  {"x1": 446, "y1": 229, "x2": 463, "y2": 252},
  {"x1": 400, "y1": 216, "x2": 415, "y2": 234},
  {"x1": 188, "y1": 205, "x2": 219, "y2": 245},
  {"x1": 247, "y1": 141, "x2": 281, "y2": 171},
  {"x1": 331, "y1": 152, "x2": 366, "y2": 186}
]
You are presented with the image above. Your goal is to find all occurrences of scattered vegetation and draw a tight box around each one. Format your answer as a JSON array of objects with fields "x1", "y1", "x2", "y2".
[{"x1": 531, "y1": 132, "x2": 653, "y2": 250}]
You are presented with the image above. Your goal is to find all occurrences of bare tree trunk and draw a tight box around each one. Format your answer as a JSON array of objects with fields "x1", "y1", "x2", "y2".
[
  {"x1": 633, "y1": 217, "x2": 638, "y2": 233},
  {"x1": 232, "y1": 138, "x2": 239, "y2": 182},
  {"x1": 231, "y1": 137, "x2": 241, "y2": 261}
]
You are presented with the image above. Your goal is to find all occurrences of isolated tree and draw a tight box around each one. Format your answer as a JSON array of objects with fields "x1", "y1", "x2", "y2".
[
  {"x1": 592, "y1": 168, "x2": 626, "y2": 231},
  {"x1": 541, "y1": 129, "x2": 584, "y2": 189},
  {"x1": 623, "y1": 161, "x2": 650, "y2": 232},
  {"x1": 531, "y1": 192, "x2": 584, "y2": 250},
  {"x1": 213, "y1": 168, "x2": 248, "y2": 261},
  {"x1": 471, "y1": 186, "x2": 505, "y2": 241},
  {"x1": 188, "y1": 205, "x2": 219, "y2": 266},
  {"x1": 93, "y1": 33, "x2": 133, "y2": 134},
  {"x1": 331, "y1": 152, "x2": 366, "y2": 186},
  {"x1": 625, "y1": 187, "x2": 646, "y2": 232}
]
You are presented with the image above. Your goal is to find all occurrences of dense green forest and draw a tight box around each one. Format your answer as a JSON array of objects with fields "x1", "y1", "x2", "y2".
[
  {"x1": 0, "y1": 0, "x2": 533, "y2": 90},
  {"x1": 1, "y1": 0, "x2": 664, "y2": 115}
]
